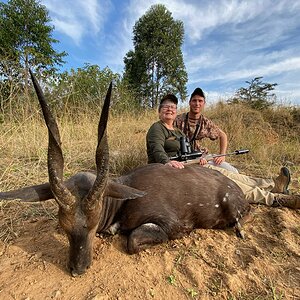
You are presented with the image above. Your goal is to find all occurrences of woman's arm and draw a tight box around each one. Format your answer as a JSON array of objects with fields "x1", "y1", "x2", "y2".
[
  {"x1": 146, "y1": 123, "x2": 170, "y2": 164},
  {"x1": 146, "y1": 123, "x2": 185, "y2": 169}
]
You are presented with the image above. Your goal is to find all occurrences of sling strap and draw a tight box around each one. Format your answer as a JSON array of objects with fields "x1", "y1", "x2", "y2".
[{"x1": 183, "y1": 113, "x2": 202, "y2": 149}]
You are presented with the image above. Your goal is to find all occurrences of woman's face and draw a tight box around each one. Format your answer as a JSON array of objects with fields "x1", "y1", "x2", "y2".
[{"x1": 159, "y1": 100, "x2": 177, "y2": 122}]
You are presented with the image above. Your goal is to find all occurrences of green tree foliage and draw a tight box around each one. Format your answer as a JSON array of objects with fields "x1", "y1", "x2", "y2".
[
  {"x1": 123, "y1": 4, "x2": 188, "y2": 108},
  {"x1": 228, "y1": 77, "x2": 278, "y2": 110},
  {"x1": 48, "y1": 64, "x2": 137, "y2": 113},
  {"x1": 0, "y1": 0, "x2": 66, "y2": 91}
]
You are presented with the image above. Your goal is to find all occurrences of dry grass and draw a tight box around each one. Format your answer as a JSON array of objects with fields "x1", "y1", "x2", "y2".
[
  {"x1": 1, "y1": 101, "x2": 299, "y2": 203},
  {"x1": 0, "y1": 101, "x2": 300, "y2": 299},
  {"x1": 1, "y1": 101, "x2": 299, "y2": 193}
]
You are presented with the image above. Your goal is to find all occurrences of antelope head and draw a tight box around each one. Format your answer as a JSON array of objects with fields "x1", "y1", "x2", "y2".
[{"x1": 30, "y1": 70, "x2": 112, "y2": 276}]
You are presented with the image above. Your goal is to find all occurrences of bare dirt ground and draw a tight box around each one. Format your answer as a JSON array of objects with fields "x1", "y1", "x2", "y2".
[{"x1": 0, "y1": 179, "x2": 300, "y2": 300}]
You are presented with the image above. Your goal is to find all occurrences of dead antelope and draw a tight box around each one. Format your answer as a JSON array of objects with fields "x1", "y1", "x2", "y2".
[{"x1": 0, "y1": 72, "x2": 250, "y2": 276}]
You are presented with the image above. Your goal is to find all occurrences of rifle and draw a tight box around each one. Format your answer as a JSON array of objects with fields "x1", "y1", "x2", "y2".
[{"x1": 169, "y1": 137, "x2": 249, "y2": 164}]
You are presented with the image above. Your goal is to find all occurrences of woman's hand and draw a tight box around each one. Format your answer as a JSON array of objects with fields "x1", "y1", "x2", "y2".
[
  {"x1": 165, "y1": 160, "x2": 185, "y2": 169},
  {"x1": 199, "y1": 157, "x2": 207, "y2": 165}
]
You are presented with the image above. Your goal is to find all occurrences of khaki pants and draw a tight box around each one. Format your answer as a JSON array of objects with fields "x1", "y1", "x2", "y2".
[
  {"x1": 208, "y1": 160, "x2": 239, "y2": 174},
  {"x1": 203, "y1": 164, "x2": 275, "y2": 206}
]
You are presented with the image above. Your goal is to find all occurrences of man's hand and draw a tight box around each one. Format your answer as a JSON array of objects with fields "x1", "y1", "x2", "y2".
[
  {"x1": 213, "y1": 155, "x2": 225, "y2": 165},
  {"x1": 199, "y1": 155, "x2": 225, "y2": 165}
]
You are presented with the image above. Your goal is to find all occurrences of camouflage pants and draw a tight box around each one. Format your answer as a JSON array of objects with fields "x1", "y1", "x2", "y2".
[{"x1": 204, "y1": 164, "x2": 275, "y2": 206}]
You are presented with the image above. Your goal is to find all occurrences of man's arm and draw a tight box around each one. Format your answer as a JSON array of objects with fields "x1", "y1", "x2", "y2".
[
  {"x1": 198, "y1": 128, "x2": 228, "y2": 166},
  {"x1": 214, "y1": 129, "x2": 228, "y2": 164}
]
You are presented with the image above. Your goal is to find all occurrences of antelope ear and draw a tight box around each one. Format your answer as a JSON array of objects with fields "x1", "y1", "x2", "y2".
[
  {"x1": 0, "y1": 183, "x2": 53, "y2": 202},
  {"x1": 105, "y1": 180, "x2": 146, "y2": 201}
]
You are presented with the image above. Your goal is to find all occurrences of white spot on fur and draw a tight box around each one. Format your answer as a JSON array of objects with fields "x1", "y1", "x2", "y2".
[
  {"x1": 143, "y1": 223, "x2": 160, "y2": 229},
  {"x1": 105, "y1": 222, "x2": 120, "y2": 235},
  {"x1": 223, "y1": 192, "x2": 230, "y2": 202},
  {"x1": 215, "y1": 204, "x2": 219, "y2": 208},
  {"x1": 187, "y1": 202, "x2": 191, "y2": 205},
  {"x1": 199, "y1": 203, "x2": 204, "y2": 206},
  {"x1": 227, "y1": 185, "x2": 232, "y2": 188}
]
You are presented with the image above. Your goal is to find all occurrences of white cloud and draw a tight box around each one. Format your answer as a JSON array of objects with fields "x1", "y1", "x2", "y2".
[
  {"x1": 42, "y1": 0, "x2": 106, "y2": 44},
  {"x1": 184, "y1": 50, "x2": 225, "y2": 74},
  {"x1": 202, "y1": 57, "x2": 300, "y2": 82},
  {"x1": 82, "y1": 0, "x2": 104, "y2": 33},
  {"x1": 51, "y1": 17, "x2": 83, "y2": 45}
]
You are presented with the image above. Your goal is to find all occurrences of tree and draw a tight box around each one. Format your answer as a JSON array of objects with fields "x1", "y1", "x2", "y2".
[
  {"x1": 48, "y1": 64, "x2": 138, "y2": 113},
  {"x1": 0, "y1": 0, "x2": 66, "y2": 94},
  {"x1": 228, "y1": 77, "x2": 278, "y2": 110},
  {"x1": 123, "y1": 4, "x2": 187, "y2": 108}
]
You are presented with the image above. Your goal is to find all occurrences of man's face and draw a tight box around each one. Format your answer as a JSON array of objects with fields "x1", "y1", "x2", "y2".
[{"x1": 189, "y1": 95, "x2": 205, "y2": 114}]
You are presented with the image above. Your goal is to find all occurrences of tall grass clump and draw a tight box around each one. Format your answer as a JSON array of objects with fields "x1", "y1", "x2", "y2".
[
  {"x1": 0, "y1": 95, "x2": 157, "y2": 189},
  {"x1": 201, "y1": 102, "x2": 300, "y2": 177},
  {"x1": 1, "y1": 95, "x2": 299, "y2": 189}
]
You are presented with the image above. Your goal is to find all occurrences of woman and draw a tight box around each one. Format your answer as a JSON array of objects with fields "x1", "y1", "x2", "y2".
[{"x1": 146, "y1": 94, "x2": 185, "y2": 169}]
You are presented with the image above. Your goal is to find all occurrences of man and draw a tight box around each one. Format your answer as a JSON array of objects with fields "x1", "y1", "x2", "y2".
[{"x1": 175, "y1": 87, "x2": 238, "y2": 173}]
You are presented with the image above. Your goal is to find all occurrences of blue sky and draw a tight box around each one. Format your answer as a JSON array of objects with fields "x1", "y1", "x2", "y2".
[{"x1": 31, "y1": 1, "x2": 300, "y2": 105}]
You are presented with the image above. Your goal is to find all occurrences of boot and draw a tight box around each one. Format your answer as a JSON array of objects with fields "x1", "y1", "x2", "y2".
[
  {"x1": 271, "y1": 167, "x2": 290, "y2": 194},
  {"x1": 272, "y1": 194, "x2": 300, "y2": 209}
]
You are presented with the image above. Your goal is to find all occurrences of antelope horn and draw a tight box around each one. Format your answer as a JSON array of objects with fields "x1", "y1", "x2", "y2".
[
  {"x1": 29, "y1": 70, "x2": 75, "y2": 210},
  {"x1": 84, "y1": 82, "x2": 112, "y2": 210}
]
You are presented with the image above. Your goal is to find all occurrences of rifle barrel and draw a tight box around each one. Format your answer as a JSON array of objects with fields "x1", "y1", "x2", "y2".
[
  {"x1": 170, "y1": 149, "x2": 249, "y2": 163},
  {"x1": 204, "y1": 149, "x2": 249, "y2": 161}
]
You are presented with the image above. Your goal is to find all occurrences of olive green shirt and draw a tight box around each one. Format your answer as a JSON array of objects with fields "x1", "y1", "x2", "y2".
[{"x1": 146, "y1": 121, "x2": 185, "y2": 164}]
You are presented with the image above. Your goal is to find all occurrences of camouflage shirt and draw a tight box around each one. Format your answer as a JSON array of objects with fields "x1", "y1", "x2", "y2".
[{"x1": 174, "y1": 112, "x2": 221, "y2": 151}]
